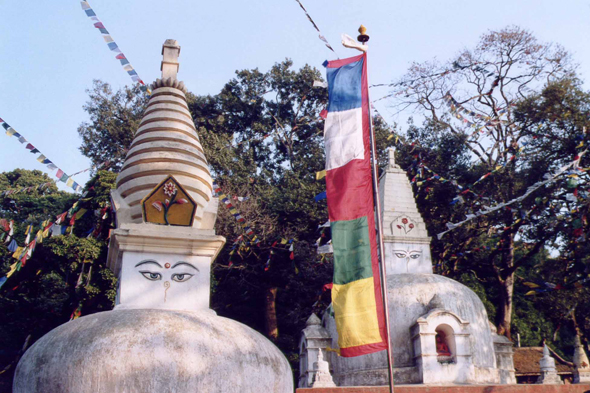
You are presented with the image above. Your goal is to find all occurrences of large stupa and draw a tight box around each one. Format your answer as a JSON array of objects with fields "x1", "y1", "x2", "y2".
[
  {"x1": 13, "y1": 40, "x2": 294, "y2": 393},
  {"x1": 299, "y1": 149, "x2": 516, "y2": 387}
]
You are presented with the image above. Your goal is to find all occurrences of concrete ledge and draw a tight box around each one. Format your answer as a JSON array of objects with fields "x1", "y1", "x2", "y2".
[{"x1": 297, "y1": 385, "x2": 590, "y2": 393}]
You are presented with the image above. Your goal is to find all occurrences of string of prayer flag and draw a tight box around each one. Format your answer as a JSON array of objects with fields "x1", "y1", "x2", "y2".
[
  {"x1": 1, "y1": 117, "x2": 83, "y2": 193},
  {"x1": 436, "y1": 150, "x2": 588, "y2": 239},
  {"x1": 80, "y1": 1, "x2": 151, "y2": 95},
  {"x1": 1, "y1": 182, "x2": 53, "y2": 198},
  {"x1": 294, "y1": 0, "x2": 338, "y2": 56},
  {"x1": 212, "y1": 182, "x2": 258, "y2": 242}
]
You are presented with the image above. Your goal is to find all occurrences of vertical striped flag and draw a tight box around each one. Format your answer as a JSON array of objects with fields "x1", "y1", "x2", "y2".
[{"x1": 323, "y1": 53, "x2": 388, "y2": 357}]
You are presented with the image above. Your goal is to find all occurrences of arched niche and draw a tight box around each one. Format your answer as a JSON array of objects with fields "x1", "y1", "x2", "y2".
[
  {"x1": 435, "y1": 323, "x2": 456, "y2": 363},
  {"x1": 410, "y1": 308, "x2": 474, "y2": 384}
]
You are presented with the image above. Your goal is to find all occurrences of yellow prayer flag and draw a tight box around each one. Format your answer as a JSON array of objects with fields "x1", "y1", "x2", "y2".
[
  {"x1": 12, "y1": 247, "x2": 24, "y2": 260},
  {"x1": 6, "y1": 263, "x2": 18, "y2": 278},
  {"x1": 280, "y1": 238, "x2": 288, "y2": 245},
  {"x1": 66, "y1": 178, "x2": 74, "y2": 187},
  {"x1": 5, "y1": 128, "x2": 16, "y2": 137},
  {"x1": 316, "y1": 170, "x2": 326, "y2": 180},
  {"x1": 36, "y1": 155, "x2": 47, "y2": 163},
  {"x1": 75, "y1": 208, "x2": 88, "y2": 220},
  {"x1": 387, "y1": 134, "x2": 394, "y2": 140}
]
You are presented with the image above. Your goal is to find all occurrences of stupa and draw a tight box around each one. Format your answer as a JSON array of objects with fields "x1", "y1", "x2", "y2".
[
  {"x1": 299, "y1": 149, "x2": 515, "y2": 386},
  {"x1": 13, "y1": 40, "x2": 294, "y2": 393}
]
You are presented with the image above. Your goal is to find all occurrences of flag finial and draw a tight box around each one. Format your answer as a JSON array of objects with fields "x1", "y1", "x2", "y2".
[{"x1": 357, "y1": 25, "x2": 370, "y2": 43}]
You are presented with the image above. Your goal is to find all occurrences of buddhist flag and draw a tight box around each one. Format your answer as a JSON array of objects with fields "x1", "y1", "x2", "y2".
[{"x1": 323, "y1": 53, "x2": 387, "y2": 357}]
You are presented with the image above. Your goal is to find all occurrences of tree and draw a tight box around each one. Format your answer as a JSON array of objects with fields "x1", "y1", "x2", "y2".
[
  {"x1": 77, "y1": 80, "x2": 148, "y2": 171},
  {"x1": 390, "y1": 26, "x2": 588, "y2": 338},
  {"x1": 0, "y1": 170, "x2": 117, "y2": 390}
]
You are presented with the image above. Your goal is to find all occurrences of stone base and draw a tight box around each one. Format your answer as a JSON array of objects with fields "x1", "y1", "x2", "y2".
[
  {"x1": 536, "y1": 371, "x2": 564, "y2": 385},
  {"x1": 298, "y1": 385, "x2": 590, "y2": 393},
  {"x1": 574, "y1": 370, "x2": 590, "y2": 384}
]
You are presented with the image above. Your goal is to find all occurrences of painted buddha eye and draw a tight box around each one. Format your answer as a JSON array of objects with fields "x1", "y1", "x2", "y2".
[
  {"x1": 140, "y1": 271, "x2": 162, "y2": 281},
  {"x1": 410, "y1": 253, "x2": 421, "y2": 259},
  {"x1": 394, "y1": 252, "x2": 407, "y2": 258},
  {"x1": 171, "y1": 273, "x2": 194, "y2": 282}
]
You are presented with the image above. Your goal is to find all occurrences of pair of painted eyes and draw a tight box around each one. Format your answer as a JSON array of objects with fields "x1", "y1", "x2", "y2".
[
  {"x1": 139, "y1": 271, "x2": 194, "y2": 282},
  {"x1": 394, "y1": 253, "x2": 421, "y2": 259}
]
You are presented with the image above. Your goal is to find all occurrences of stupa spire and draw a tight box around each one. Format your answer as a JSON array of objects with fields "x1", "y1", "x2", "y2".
[{"x1": 161, "y1": 39, "x2": 180, "y2": 80}]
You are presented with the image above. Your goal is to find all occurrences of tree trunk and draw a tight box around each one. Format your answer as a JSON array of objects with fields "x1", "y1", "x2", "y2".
[
  {"x1": 265, "y1": 286, "x2": 279, "y2": 341},
  {"x1": 497, "y1": 236, "x2": 515, "y2": 339},
  {"x1": 496, "y1": 273, "x2": 514, "y2": 339}
]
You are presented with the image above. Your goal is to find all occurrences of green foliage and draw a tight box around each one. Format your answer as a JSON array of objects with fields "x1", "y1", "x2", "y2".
[
  {"x1": 77, "y1": 80, "x2": 148, "y2": 171},
  {"x1": 0, "y1": 169, "x2": 117, "y2": 390}
]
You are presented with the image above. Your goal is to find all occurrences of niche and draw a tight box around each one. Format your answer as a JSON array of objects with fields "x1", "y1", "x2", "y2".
[{"x1": 435, "y1": 324, "x2": 456, "y2": 363}]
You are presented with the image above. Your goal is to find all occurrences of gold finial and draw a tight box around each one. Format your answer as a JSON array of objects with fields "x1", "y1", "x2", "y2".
[{"x1": 357, "y1": 25, "x2": 370, "y2": 43}]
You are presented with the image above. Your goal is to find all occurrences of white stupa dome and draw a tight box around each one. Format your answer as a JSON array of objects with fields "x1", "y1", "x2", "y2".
[{"x1": 14, "y1": 309, "x2": 293, "y2": 392}]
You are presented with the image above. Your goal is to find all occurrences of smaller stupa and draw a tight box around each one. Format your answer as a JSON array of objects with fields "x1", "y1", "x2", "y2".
[
  {"x1": 573, "y1": 335, "x2": 590, "y2": 383},
  {"x1": 536, "y1": 344, "x2": 563, "y2": 385}
]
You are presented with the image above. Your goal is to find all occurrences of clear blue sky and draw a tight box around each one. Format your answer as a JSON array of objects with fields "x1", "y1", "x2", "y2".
[{"x1": 1, "y1": 0, "x2": 589, "y2": 192}]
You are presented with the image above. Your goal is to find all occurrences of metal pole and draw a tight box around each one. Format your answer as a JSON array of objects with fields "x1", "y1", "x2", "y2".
[{"x1": 358, "y1": 26, "x2": 396, "y2": 393}]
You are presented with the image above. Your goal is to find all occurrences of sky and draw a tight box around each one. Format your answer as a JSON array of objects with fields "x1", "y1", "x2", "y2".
[{"x1": 1, "y1": 0, "x2": 589, "y2": 193}]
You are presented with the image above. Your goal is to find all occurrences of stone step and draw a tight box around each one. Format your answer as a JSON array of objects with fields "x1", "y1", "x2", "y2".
[{"x1": 297, "y1": 384, "x2": 588, "y2": 393}]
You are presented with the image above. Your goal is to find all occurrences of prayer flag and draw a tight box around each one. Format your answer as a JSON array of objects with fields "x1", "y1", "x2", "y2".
[
  {"x1": 47, "y1": 163, "x2": 57, "y2": 170},
  {"x1": 103, "y1": 35, "x2": 114, "y2": 43},
  {"x1": 60, "y1": 173, "x2": 69, "y2": 183},
  {"x1": 36, "y1": 155, "x2": 47, "y2": 163},
  {"x1": 7, "y1": 239, "x2": 18, "y2": 252},
  {"x1": 85, "y1": 9, "x2": 96, "y2": 17},
  {"x1": 6, "y1": 263, "x2": 18, "y2": 278},
  {"x1": 74, "y1": 208, "x2": 88, "y2": 220},
  {"x1": 56, "y1": 169, "x2": 64, "y2": 178},
  {"x1": 316, "y1": 169, "x2": 326, "y2": 180},
  {"x1": 80, "y1": 1, "x2": 91, "y2": 10},
  {"x1": 66, "y1": 178, "x2": 74, "y2": 187},
  {"x1": 314, "y1": 191, "x2": 327, "y2": 202},
  {"x1": 5, "y1": 128, "x2": 17, "y2": 137},
  {"x1": 322, "y1": 53, "x2": 387, "y2": 357}
]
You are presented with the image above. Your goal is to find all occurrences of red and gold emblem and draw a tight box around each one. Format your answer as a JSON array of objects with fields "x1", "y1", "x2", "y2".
[{"x1": 141, "y1": 176, "x2": 196, "y2": 226}]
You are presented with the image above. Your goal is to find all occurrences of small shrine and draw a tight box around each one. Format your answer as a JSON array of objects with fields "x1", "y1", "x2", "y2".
[
  {"x1": 299, "y1": 149, "x2": 516, "y2": 387},
  {"x1": 12, "y1": 40, "x2": 293, "y2": 393}
]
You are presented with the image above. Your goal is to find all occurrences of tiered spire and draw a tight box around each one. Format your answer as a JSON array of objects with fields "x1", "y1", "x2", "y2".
[{"x1": 114, "y1": 40, "x2": 213, "y2": 228}]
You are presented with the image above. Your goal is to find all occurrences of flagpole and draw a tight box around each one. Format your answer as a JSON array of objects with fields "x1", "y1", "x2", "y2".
[{"x1": 356, "y1": 25, "x2": 396, "y2": 393}]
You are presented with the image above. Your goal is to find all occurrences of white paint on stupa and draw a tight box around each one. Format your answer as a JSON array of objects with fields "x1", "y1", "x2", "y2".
[
  {"x1": 14, "y1": 39, "x2": 294, "y2": 393},
  {"x1": 536, "y1": 344, "x2": 563, "y2": 385},
  {"x1": 301, "y1": 150, "x2": 515, "y2": 387},
  {"x1": 573, "y1": 334, "x2": 590, "y2": 383},
  {"x1": 379, "y1": 148, "x2": 433, "y2": 274},
  {"x1": 113, "y1": 39, "x2": 215, "y2": 230}
]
